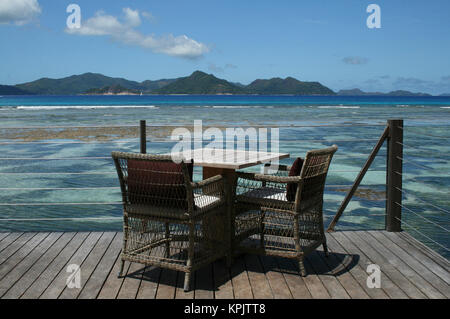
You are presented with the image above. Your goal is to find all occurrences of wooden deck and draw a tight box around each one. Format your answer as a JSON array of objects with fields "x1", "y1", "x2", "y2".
[{"x1": 0, "y1": 230, "x2": 448, "y2": 299}]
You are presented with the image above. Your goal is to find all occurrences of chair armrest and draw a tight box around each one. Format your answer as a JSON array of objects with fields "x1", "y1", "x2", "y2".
[
  {"x1": 191, "y1": 174, "x2": 227, "y2": 201},
  {"x1": 190, "y1": 175, "x2": 227, "y2": 212},
  {"x1": 264, "y1": 163, "x2": 291, "y2": 172},
  {"x1": 190, "y1": 174, "x2": 224, "y2": 189},
  {"x1": 236, "y1": 171, "x2": 302, "y2": 184}
]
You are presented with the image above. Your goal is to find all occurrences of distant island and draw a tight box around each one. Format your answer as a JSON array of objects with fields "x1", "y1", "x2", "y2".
[
  {"x1": 0, "y1": 85, "x2": 33, "y2": 95},
  {"x1": 10, "y1": 71, "x2": 334, "y2": 96},
  {"x1": 0, "y1": 71, "x2": 442, "y2": 96},
  {"x1": 337, "y1": 88, "x2": 432, "y2": 97}
]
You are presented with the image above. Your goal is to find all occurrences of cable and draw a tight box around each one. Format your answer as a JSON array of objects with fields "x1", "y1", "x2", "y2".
[
  {"x1": 396, "y1": 217, "x2": 449, "y2": 252},
  {"x1": 398, "y1": 157, "x2": 434, "y2": 171},
  {"x1": 0, "y1": 157, "x2": 111, "y2": 160},
  {"x1": 397, "y1": 187, "x2": 450, "y2": 215},
  {"x1": 0, "y1": 141, "x2": 136, "y2": 145},
  {"x1": 0, "y1": 123, "x2": 387, "y2": 130},
  {"x1": 0, "y1": 217, "x2": 122, "y2": 221},
  {"x1": 0, "y1": 172, "x2": 116, "y2": 175},
  {"x1": 395, "y1": 202, "x2": 450, "y2": 233},
  {"x1": 0, "y1": 202, "x2": 122, "y2": 206},
  {"x1": 406, "y1": 131, "x2": 449, "y2": 140},
  {"x1": 0, "y1": 187, "x2": 119, "y2": 190}
]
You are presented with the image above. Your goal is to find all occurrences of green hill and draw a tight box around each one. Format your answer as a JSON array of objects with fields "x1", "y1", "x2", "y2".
[
  {"x1": 0, "y1": 85, "x2": 32, "y2": 95},
  {"x1": 15, "y1": 73, "x2": 144, "y2": 95},
  {"x1": 156, "y1": 71, "x2": 246, "y2": 94},
  {"x1": 140, "y1": 78, "x2": 177, "y2": 91},
  {"x1": 246, "y1": 77, "x2": 335, "y2": 95},
  {"x1": 337, "y1": 88, "x2": 432, "y2": 96},
  {"x1": 15, "y1": 73, "x2": 178, "y2": 95},
  {"x1": 387, "y1": 90, "x2": 431, "y2": 97}
]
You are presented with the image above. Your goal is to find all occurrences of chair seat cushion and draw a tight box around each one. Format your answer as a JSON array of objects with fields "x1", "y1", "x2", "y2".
[
  {"x1": 237, "y1": 186, "x2": 322, "y2": 212},
  {"x1": 236, "y1": 187, "x2": 294, "y2": 210},
  {"x1": 125, "y1": 193, "x2": 222, "y2": 219},
  {"x1": 194, "y1": 194, "x2": 223, "y2": 210}
]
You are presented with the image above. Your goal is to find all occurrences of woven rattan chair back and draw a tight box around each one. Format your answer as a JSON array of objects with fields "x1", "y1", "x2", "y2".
[
  {"x1": 295, "y1": 145, "x2": 338, "y2": 211},
  {"x1": 112, "y1": 152, "x2": 194, "y2": 213}
]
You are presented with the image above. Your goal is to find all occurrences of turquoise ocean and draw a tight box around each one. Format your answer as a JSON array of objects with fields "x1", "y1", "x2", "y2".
[{"x1": 0, "y1": 95, "x2": 449, "y2": 258}]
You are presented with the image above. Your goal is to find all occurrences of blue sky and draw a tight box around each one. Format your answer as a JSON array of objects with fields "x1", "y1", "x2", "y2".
[{"x1": 1, "y1": 0, "x2": 450, "y2": 94}]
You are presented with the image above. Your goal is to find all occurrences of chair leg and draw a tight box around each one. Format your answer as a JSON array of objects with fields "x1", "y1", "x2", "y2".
[
  {"x1": 323, "y1": 241, "x2": 329, "y2": 257},
  {"x1": 165, "y1": 222, "x2": 170, "y2": 258},
  {"x1": 184, "y1": 222, "x2": 195, "y2": 292},
  {"x1": 184, "y1": 272, "x2": 192, "y2": 292},
  {"x1": 298, "y1": 258, "x2": 307, "y2": 277},
  {"x1": 118, "y1": 259, "x2": 125, "y2": 277},
  {"x1": 226, "y1": 254, "x2": 233, "y2": 268},
  {"x1": 260, "y1": 210, "x2": 265, "y2": 249},
  {"x1": 119, "y1": 212, "x2": 129, "y2": 278}
]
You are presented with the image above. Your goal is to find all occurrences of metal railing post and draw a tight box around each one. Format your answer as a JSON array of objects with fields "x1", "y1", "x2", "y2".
[
  {"x1": 140, "y1": 120, "x2": 146, "y2": 154},
  {"x1": 386, "y1": 119, "x2": 403, "y2": 232}
]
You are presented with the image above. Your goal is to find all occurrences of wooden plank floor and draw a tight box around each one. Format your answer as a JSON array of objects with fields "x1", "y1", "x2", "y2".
[{"x1": 0, "y1": 230, "x2": 448, "y2": 299}]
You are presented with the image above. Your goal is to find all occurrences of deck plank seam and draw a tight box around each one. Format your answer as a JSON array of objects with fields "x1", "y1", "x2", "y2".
[
  {"x1": 57, "y1": 232, "x2": 105, "y2": 299},
  {"x1": 41, "y1": 232, "x2": 100, "y2": 299},
  {"x1": 0, "y1": 232, "x2": 65, "y2": 298},
  {"x1": 94, "y1": 244, "x2": 121, "y2": 299},
  {"x1": 399, "y1": 232, "x2": 450, "y2": 269},
  {"x1": 0, "y1": 232, "x2": 37, "y2": 265},
  {"x1": 327, "y1": 234, "x2": 390, "y2": 299},
  {"x1": 0, "y1": 233, "x2": 23, "y2": 253},
  {"x1": 388, "y1": 232, "x2": 450, "y2": 284},
  {"x1": 372, "y1": 231, "x2": 449, "y2": 297},
  {"x1": 16, "y1": 232, "x2": 77, "y2": 299},
  {"x1": 316, "y1": 244, "x2": 370, "y2": 299},
  {"x1": 36, "y1": 232, "x2": 90, "y2": 299},
  {"x1": 274, "y1": 257, "x2": 295, "y2": 299},
  {"x1": 337, "y1": 231, "x2": 410, "y2": 299},
  {"x1": 0, "y1": 232, "x2": 50, "y2": 282},
  {"x1": 78, "y1": 232, "x2": 120, "y2": 299},
  {"x1": 347, "y1": 231, "x2": 429, "y2": 299},
  {"x1": 306, "y1": 252, "x2": 350, "y2": 299},
  {"x1": 363, "y1": 231, "x2": 444, "y2": 299}
]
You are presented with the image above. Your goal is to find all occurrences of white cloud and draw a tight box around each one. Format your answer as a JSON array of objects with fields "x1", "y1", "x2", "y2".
[
  {"x1": 342, "y1": 56, "x2": 369, "y2": 65},
  {"x1": 66, "y1": 8, "x2": 209, "y2": 59},
  {"x1": 0, "y1": 0, "x2": 41, "y2": 25},
  {"x1": 225, "y1": 63, "x2": 237, "y2": 69},
  {"x1": 208, "y1": 63, "x2": 224, "y2": 73},
  {"x1": 123, "y1": 8, "x2": 140, "y2": 27},
  {"x1": 141, "y1": 11, "x2": 157, "y2": 24}
]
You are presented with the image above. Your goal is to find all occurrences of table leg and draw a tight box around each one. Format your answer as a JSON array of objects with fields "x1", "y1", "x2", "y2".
[{"x1": 202, "y1": 167, "x2": 236, "y2": 267}]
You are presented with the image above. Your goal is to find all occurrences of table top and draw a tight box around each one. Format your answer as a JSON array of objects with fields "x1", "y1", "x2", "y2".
[{"x1": 168, "y1": 148, "x2": 289, "y2": 170}]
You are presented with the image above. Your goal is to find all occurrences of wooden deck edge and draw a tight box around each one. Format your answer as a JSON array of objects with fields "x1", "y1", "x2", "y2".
[{"x1": 399, "y1": 231, "x2": 449, "y2": 267}]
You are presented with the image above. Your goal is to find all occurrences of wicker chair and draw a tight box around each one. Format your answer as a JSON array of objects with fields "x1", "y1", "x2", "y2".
[
  {"x1": 111, "y1": 152, "x2": 230, "y2": 291},
  {"x1": 233, "y1": 145, "x2": 337, "y2": 276}
]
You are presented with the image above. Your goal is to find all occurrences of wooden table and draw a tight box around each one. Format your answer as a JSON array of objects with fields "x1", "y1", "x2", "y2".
[
  {"x1": 169, "y1": 148, "x2": 290, "y2": 259},
  {"x1": 170, "y1": 148, "x2": 289, "y2": 177}
]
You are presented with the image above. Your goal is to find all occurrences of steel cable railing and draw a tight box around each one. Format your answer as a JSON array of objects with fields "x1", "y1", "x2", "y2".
[
  {"x1": 394, "y1": 216, "x2": 450, "y2": 253},
  {"x1": 0, "y1": 121, "x2": 418, "y2": 236},
  {"x1": 396, "y1": 187, "x2": 450, "y2": 215},
  {"x1": 0, "y1": 172, "x2": 116, "y2": 175},
  {"x1": 0, "y1": 122, "x2": 387, "y2": 130},
  {"x1": 392, "y1": 123, "x2": 450, "y2": 257}
]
